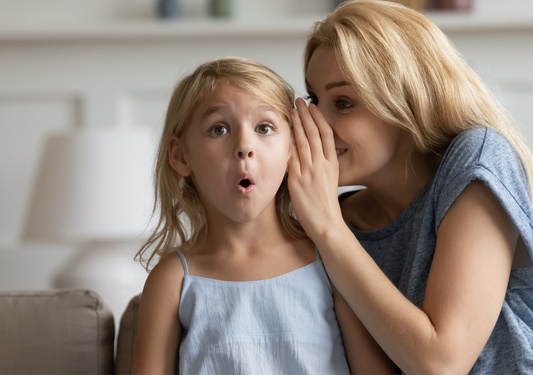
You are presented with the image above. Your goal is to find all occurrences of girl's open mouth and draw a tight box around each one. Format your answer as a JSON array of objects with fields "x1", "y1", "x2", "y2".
[{"x1": 236, "y1": 175, "x2": 255, "y2": 195}]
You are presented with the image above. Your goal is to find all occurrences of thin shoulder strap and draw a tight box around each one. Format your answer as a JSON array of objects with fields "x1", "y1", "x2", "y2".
[
  {"x1": 315, "y1": 247, "x2": 322, "y2": 261},
  {"x1": 177, "y1": 249, "x2": 190, "y2": 276}
]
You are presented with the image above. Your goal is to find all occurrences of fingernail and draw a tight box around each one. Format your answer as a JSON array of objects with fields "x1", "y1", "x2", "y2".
[{"x1": 309, "y1": 103, "x2": 316, "y2": 110}]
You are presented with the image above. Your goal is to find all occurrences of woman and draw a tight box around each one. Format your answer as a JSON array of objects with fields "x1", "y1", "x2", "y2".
[{"x1": 288, "y1": 1, "x2": 533, "y2": 373}]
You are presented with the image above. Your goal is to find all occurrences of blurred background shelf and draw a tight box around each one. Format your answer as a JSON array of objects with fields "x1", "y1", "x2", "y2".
[{"x1": 2, "y1": 12, "x2": 533, "y2": 43}]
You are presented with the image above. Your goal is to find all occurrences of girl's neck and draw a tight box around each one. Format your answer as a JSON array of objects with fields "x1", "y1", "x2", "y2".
[{"x1": 200, "y1": 204, "x2": 289, "y2": 255}]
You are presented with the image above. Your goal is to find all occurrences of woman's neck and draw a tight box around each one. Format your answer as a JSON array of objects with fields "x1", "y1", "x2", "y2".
[{"x1": 343, "y1": 151, "x2": 442, "y2": 231}]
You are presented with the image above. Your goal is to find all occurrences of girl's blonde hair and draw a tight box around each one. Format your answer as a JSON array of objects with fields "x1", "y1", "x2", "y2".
[
  {"x1": 306, "y1": 0, "x2": 533, "y2": 195},
  {"x1": 137, "y1": 57, "x2": 306, "y2": 270}
]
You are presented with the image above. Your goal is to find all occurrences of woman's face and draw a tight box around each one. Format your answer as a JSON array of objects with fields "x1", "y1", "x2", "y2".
[{"x1": 305, "y1": 47, "x2": 411, "y2": 188}]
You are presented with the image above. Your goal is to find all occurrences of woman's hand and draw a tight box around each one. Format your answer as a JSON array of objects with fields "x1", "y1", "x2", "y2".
[{"x1": 288, "y1": 98, "x2": 345, "y2": 240}]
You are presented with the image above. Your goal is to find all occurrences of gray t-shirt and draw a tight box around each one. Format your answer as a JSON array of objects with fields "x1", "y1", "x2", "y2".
[{"x1": 341, "y1": 127, "x2": 533, "y2": 374}]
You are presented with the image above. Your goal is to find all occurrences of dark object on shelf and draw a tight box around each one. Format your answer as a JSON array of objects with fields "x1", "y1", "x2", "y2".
[
  {"x1": 210, "y1": 0, "x2": 233, "y2": 18},
  {"x1": 426, "y1": 0, "x2": 473, "y2": 11},
  {"x1": 157, "y1": 0, "x2": 181, "y2": 19}
]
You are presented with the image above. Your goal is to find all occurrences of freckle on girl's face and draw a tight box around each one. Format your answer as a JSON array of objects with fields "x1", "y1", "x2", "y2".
[{"x1": 182, "y1": 83, "x2": 291, "y2": 224}]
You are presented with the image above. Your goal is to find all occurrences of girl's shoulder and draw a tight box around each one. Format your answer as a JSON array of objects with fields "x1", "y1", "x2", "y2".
[{"x1": 142, "y1": 250, "x2": 185, "y2": 307}]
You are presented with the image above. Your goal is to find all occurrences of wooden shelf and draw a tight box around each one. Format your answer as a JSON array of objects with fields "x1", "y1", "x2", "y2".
[
  {"x1": 0, "y1": 17, "x2": 320, "y2": 42},
  {"x1": 1, "y1": 12, "x2": 532, "y2": 43}
]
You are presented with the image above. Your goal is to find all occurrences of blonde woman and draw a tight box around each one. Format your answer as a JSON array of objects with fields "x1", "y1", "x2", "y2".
[
  {"x1": 131, "y1": 57, "x2": 397, "y2": 374},
  {"x1": 289, "y1": 0, "x2": 533, "y2": 373}
]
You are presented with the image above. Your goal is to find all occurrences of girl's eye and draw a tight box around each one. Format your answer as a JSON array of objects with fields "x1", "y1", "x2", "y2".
[
  {"x1": 210, "y1": 125, "x2": 228, "y2": 136},
  {"x1": 256, "y1": 124, "x2": 274, "y2": 135},
  {"x1": 335, "y1": 99, "x2": 355, "y2": 110},
  {"x1": 305, "y1": 93, "x2": 318, "y2": 106}
]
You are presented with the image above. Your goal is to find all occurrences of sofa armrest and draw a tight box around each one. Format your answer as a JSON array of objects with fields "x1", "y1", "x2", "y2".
[
  {"x1": 0, "y1": 289, "x2": 114, "y2": 374},
  {"x1": 115, "y1": 294, "x2": 141, "y2": 375}
]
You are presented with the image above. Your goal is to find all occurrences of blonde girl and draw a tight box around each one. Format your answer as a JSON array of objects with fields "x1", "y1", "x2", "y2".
[
  {"x1": 131, "y1": 57, "x2": 395, "y2": 374},
  {"x1": 289, "y1": 0, "x2": 533, "y2": 374}
]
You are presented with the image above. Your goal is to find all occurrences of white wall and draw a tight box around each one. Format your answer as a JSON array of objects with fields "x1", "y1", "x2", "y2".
[
  {"x1": 0, "y1": 1, "x2": 328, "y2": 316},
  {"x1": 1, "y1": 0, "x2": 533, "y2": 317}
]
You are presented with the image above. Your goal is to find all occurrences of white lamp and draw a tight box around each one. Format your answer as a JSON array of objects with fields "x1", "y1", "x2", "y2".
[{"x1": 24, "y1": 128, "x2": 156, "y2": 323}]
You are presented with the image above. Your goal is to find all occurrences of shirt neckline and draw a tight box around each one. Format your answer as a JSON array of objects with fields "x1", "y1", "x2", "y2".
[
  {"x1": 185, "y1": 258, "x2": 321, "y2": 285},
  {"x1": 341, "y1": 174, "x2": 436, "y2": 241}
]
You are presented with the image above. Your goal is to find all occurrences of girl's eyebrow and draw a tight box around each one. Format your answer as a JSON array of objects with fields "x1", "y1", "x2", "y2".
[
  {"x1": 200, "y1": 105, "x2": 224, "y2": 119},
  {"x1": 256, "y1": 104, "x2": 277, "y2": 114},
  {"x1": 200, "y1": 104, "x2": 277, "y2": 120}
]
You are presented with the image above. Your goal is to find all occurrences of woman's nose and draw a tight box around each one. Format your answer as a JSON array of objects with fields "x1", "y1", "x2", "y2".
[{"x1": 316, "y1": 103, "x2": 335, "y2": 130}]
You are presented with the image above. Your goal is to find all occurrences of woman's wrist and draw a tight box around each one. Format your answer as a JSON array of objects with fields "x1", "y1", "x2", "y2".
[{"x1": 307, "y1": 217, "x2": 351, "y2": 250}]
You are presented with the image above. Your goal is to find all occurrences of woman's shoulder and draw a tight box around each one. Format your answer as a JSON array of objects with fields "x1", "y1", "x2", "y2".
[
  {"x1": 437, "y1": 127, "x2": 522, "y2": 182},
  {"x1": 433, "y1": 127, "x2": 530, "y2": 230},
  {"x1": 444, "y1": 127, "x2": 516, "y2": 164}
]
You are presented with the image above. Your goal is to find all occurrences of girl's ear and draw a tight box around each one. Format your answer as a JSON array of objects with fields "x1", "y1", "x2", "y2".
[{"x1": 168, "y1": 136, "x2": 192, "y2": 176}]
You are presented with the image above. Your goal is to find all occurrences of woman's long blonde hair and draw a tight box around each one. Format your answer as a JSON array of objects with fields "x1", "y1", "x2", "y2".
[
  {"x1": 306, "y1": 0, "x2": 533, "y2": 195},
  {"x1": 137, "y1": 57, "x2": 306, "y2": 271}
]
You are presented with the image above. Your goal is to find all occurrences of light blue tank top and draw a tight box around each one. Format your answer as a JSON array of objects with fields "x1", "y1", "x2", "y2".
[{"x1": 176, "y1": 249, "x2": 350, "y2": 375}]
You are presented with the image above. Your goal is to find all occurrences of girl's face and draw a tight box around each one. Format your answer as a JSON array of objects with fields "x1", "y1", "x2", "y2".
[
  {"x1": 305, "y1": 47, "x2": 411, "y2": 188},
  {"x1": 170, "y1": 82, "x2": 291, "y2": 225}
]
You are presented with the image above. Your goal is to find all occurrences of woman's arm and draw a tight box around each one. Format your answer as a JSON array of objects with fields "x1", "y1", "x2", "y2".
[
  {"x1": 131, "y1": 252, "x2": 184, "y2": 374},
  {"x1": 288, "y1": 102, "x2": 518, "y2": 374},
  {"x1": 332, "y1": 283, "x2": 399, "y2": 374}
]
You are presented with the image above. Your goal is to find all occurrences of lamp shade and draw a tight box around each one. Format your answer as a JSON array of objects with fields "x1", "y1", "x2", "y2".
[{"x1": 24, "y1": 128, "x2": 156, "y2": 242}]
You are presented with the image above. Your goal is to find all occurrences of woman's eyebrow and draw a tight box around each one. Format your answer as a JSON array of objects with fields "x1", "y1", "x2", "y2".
[
  {"x1": 325, "y1": 81, "x2": 349, "y2": 90},
  {"x1": 305, "y1": 80, "x2": 350, "y2": 91}
]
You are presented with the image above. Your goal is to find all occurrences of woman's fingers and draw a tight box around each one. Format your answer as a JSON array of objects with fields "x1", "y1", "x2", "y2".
[
  {"x1": 308, "y1": 103, "x2": 337, "y2": 163},
  {"x1": 295, "y1": 98, "x2": 325, "y2": 161},
  {"x1": 288, "y1": 129, "x2": 302, "y2": 177},
  {"x1": 291, "y1": 106, "x2": 312, "y2": 168}
]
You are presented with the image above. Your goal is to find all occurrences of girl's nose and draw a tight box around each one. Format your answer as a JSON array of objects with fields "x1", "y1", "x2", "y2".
[
  {"x1": 235, "y1": 129, "x2": 254, "y2": 159},
  {"x1": 237, "y1": 149, "x2": 254, "y2": 158}
]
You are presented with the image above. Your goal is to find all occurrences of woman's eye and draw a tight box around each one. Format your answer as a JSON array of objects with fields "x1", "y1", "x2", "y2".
[
  {"x1": 335, "y1": 99, "x2": 355, "y2": 110},
  {"x1": 210, "y1": 125, "x2": 228, "y2": 136},
  {"x1": 256, "y1": 124, "x2": 274, "y2": 135}
]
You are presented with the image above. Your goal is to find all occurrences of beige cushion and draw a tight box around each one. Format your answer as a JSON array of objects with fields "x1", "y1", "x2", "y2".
[
  {"x1": 0, "y1": 289, "x2": 114, "y2": 374},
  {"x1": 115, "y1": 294, "x2": 141, "y2": 375}
]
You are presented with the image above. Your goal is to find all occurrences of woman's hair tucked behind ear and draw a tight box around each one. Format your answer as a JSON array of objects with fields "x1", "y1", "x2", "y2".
[
  {"x1": 136, "y1": 57, "x2": 306, "y2": 271},
  {"x1": 306, "y1": 0, "x2": 533, "y2": 197}
]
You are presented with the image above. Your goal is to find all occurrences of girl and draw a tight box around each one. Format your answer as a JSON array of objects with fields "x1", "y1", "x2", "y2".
[
  {"x1": 131, "y1": 57, "x2": 395, "y2": 374},
  {"x1": 288, "y1": 1, "x2": 533, "y2": 374}
]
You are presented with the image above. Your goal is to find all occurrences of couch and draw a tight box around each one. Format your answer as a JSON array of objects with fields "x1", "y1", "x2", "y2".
[{"x1": 0, "y1": 289, "x2": 141, "y2": 374}]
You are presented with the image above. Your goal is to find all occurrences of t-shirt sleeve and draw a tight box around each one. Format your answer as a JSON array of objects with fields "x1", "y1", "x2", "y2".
[{"x1": 433, "y1": 127, "x2": 533, "y2": 237}]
